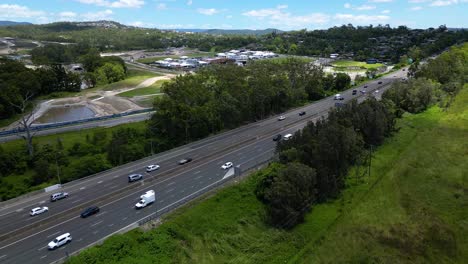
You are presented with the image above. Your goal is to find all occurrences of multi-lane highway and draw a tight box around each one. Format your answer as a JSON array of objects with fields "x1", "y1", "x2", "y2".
[{"x1": 0, "y1": 68, "x2": 407, "y2": 264}]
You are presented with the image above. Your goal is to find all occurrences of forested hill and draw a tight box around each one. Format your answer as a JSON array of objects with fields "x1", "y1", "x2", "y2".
[
  {"x1": 0, "y1": 21, "x2": 32, "y2": 26},
  {"x1": 1, "y1": 21, "x2": 467, "y2": 63}
]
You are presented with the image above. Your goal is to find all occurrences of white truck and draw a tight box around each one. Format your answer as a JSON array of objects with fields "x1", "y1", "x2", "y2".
[{"x1": 135, "y1": 190, "x2": 155, "y2": 209}]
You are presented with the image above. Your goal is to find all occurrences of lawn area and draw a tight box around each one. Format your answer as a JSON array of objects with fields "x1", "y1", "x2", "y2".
[
  {"x1": 67, "y1": 87, "x2": 467, "y2": 264},
  {"x1": 99, "y1": 69, "x2": 162, "y2": 91},
  {"x1": 137, "y1": 52, "x2": 216, "y2": 64},
  {"x1": 331, "y1": 60, "x2": 384, "y2": 69},
  {"x1": 117, "y1": 79, "x2": 170, "y2": 97}
]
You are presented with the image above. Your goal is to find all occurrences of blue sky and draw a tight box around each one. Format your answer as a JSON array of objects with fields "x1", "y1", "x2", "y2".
[{"x1": 0, "y1": 0, "x2": 467, "y2": 30}]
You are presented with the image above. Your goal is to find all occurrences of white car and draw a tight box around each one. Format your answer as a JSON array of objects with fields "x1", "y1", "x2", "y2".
[
  {"x1": 146, "y1": 164, "x2": 160, "y2": 172},
  {"x1": 278, "y1": 116, "x2": 286, "y2": 121},
  {"x1": 48, "y1": 233, "x2": 72, "y2": 250},
  {"x1": 30, "y1": 206, "x2": 49, "y2": 216},
  {"x1": 221, "y1": 162, "x2": 233, "y2": 169}
]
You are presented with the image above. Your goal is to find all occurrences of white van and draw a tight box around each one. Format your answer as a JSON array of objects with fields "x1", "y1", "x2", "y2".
[
  {"x1": 283, "y1": 134, "x2": 293, "y2": 141},
  {"x1": 334, "y1": 94, "x2": 344, "y2": 100}
]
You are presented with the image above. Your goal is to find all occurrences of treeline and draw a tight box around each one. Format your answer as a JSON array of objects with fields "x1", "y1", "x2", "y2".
[
  {"x1": 3, "y1": 22, "x2": 466, "y2": 61},
  {"x1": 0, "y1": 126, "x2": 154, "y2": 200},
  {"x1": 31, "y1": 44, "x2": 127, "y2": 87},
  {"x1": 255, "y1": 43, "x2": 467, "y2": 229},
  {"x1": 0, "y1": 59, "x2": 81, "y2": 119},
  {"x1": 261, "y1": 25, "x2": 468, "y2": 63},
  {"x1": 148, "y1": 59, "x2": 349, "y2": 147}
]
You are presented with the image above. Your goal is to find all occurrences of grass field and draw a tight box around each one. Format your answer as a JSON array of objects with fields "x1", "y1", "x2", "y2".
[
  {"x1": 137, "y1": 52, "x2": 216, "y2": 64},
  {"x1": 99, "y1": 69, "x2": 163, "y2": 91},
  {"x1": 331, "y1": 60, "x2": 384, "y2": 69},
  {"x1": 117, "y1": 79, "x2": 169, "y2": 97},
  {"x1": 67, "y1": 87, "x2": 468, "y2": 263}
]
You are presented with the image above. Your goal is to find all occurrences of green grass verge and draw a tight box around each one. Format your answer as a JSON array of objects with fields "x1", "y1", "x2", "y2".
[
  {"x1": 117, "y1": 80, "x2": 169, "y2": 97},
  {"x1": 137, "y1": 52, "x2": 216, "y2": 64},
  {"x1": 99, "y1": 69, "x2": 162, "y2": 91},
  {"x1": 67, "y1": 87, "x2": 468, "y2": 264},
  {"x1": 332, "y1": 60, "x2": 384, "y2": 69}
]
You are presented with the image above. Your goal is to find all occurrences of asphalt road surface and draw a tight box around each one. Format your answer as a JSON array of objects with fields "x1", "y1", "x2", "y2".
[{"x1": 0, "y1": 69, "x2": 407, "y2": 264}]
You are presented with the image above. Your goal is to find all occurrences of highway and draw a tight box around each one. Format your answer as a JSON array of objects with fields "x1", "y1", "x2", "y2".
[{"x1": 0, "y1": 69, "x2": 407, "y2": 264}]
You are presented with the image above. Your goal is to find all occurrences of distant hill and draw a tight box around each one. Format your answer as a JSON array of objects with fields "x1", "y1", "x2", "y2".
[
  {"x1": 0, "y1": 21, "x2": 33, "y2": 26},
  {"x1": 173, "y1": 28, "x2": 283, "y2": 35}
]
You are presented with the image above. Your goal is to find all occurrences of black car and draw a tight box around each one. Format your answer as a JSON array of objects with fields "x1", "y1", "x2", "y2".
[
  {"x1": 273, "y1": 134, "x2": 282, "y2": 141},
  {"x1": 178, "y1": 158, "x2": 193, "y2": 165},
  {"x1": 299, "y1": 111, "x2": 306, "y2": 116},
  {"x1": 80, "y1": 206, "x2": 100, "y2": 218},
  {"x1": 364, "y1": 85, "x2": 368, "y2": 88},
  {"x1": 378, "y1": 81, "x2": 383, "y2": 84},
  {"x1": 352, "y1": 89, "x2": 357, "y2": 95}
]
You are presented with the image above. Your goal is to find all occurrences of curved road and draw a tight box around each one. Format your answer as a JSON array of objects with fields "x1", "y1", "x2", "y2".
[{"x1": 0, "y1": 69, "x2": 407, "y2": 264}]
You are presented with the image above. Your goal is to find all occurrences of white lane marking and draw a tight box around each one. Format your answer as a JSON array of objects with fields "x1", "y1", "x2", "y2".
[
  {"x1": 194, "y1": 170, "x2": 201, "y2": 175},
  {"x1": 78, "y1": 238, "x2": 83, "y2": 242},
  {"x1": 165, "y1": 188, "x2": 174, "y2": 193},
  {"x1": 109, "y1": 185, "x2": 118, "y2": 189},
  {"x1": 90, "y1": 220, "x2": 103, "y2": 227},
  {"x1": 37, "y1": 245, "x2": 48, "y2": 251},
  {"x1": 191, "y1": 185, "x2": 194, "y2": 188},
  {"x1": 108, "y1": 224, "x2": 114, "y2": 227},
  {"x1": 122, "y1": 217, "x2": 128, "y2": 221},
  {"x1": 70, "y1": 199, "x2": 82, "y2": 204},
  {"x1": 15, "y1": 208, "x2": 23, "y2": 212},
  {"x1": 58, "y1": 245, "x2": 66, "y2": 250},
  {"x1": 113, "y1": 175, "x2": 119, "y2": 178},
  {"x1": 80, "y1": 187, "x2": 86, "y2": 190},
  {"x1": 167, "y1": 181, "x2": 175, "y2": 186},
  {"x1": 159, "y1": 200, "x2": 164, "y2": 203},
  {"x1": 195, "y1": 175, "x2": 202, "y2": 180},
  {"x1": 97, "y1": 181, "x2": 103, "y2": 184},
  {"x1": 38, "y1": 201, "x2": 46, "y2": 205},
  {"x1": 40, "y1": 255, "x2": 47, "y2": 259},
  {"x1": 93, "y1": 231, "x2": 99, "y2": 235},
  {"x1": 46, "y1": 231, "x2": 61, "y2": 238},
  {"x1": 180, "y1": 190, "x2": 185, "y2": 193},
  {"x1": 0, "y1": 255, "x2": 6, "y2": 259}
]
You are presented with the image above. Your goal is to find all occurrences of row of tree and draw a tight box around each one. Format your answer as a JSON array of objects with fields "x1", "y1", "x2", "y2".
[
  {"x1": 148, "y1": 59, "x2": 351, "y2": 148},
  {"x1": 0, "y1": 59, "x2": 81, "y2": 120},
  {"x1": 254, "y1": 43, "x2": 467, "y2": 229}
]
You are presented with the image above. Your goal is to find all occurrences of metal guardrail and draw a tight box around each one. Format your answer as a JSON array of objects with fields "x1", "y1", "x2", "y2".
[{"x1": 0, "y1": 108, "x2": 153, "y2": 137}]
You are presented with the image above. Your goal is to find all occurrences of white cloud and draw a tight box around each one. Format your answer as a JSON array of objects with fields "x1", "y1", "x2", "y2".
[
  {"x1": 381, "y1": 9, "x2": 391, "y2": 13},
  {"x1": 58, "y1": 11, "x2": 78, "y2": 20},
  {"x1": 197, "y1": 8, "x2": 219, "y2": 15},
  {"x1": 82, "y1": 9, "x2": 113, "y2": 20},
  {"x1": 344, "y1": 3, "x2": 377, "y2": 10},
  {"x1": 76, "y1": 0, "x2": 145, "y2": 8},
  {"x1": 187, "y1": 0, "x2": 192, "y2": 5},
  {"x1": 156, "y1": 3, "x2": 167, "y2": 10},
  {"x1": 243, "y1": 5, "x2": 330, "y2": 29},
  {"x1": 0, "y1": 4, "x2": 45, "y2": 18},
  {"x1": 334, "y1": 13, "x2": 390, "y2": 24},
  {"x1": 226, "y1": 15, "x2": 233, "y2": 19},
  {"x1": 411, "y1": 6, "x2": 423, "y2": 10},
  {"x1": 430, "y1": 0, "x2": 459, "y2": 6}
]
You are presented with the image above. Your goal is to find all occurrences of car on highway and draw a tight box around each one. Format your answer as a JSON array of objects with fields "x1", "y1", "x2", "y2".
[
  {"x1": 273, "y1": 134, "x2": 282, "y2": 141},
  {"x1": 48, "y1": 233, "x2": 72, "y2": 250},
  {"x1": 283, "y1": 134, "x2": 293, "y2": 140},
  {"x1": 364, "y1": 85, "x2": 368, "y2": 88},
  {"x1": 402, "y1": 69, "x2": 406, "y2": 71},
  {"x1": 374, "y1": 90, "x2": 380, "y2": 94},
  {"x1": 178, "y1": 158, "x2": 193, "y2": 165},
  {"x1": 30, "y1": 206, "x2": 48, "y2": 216},
  {"x1": 278, "y1": 115, "x2": 286, "y2": 121},
  {"x1": 334, "y1": 94, "x2": 344, "y2": 100},
  {"x1": 50, "y1": 192, "x2": 69, "y2": 202},
  {"x1": 128, "y1": 173, "x2": 143, "y2": 182},
  {"x1": 378, "y1": 81, "x2": 383, "y2": 84},
  {"x1": 299, "y1": 111, "x2": 306, "y2": 116},
  {"x1": 80, "y1": 206, "x2": 100, "y2": 218},
  {"x1": 352, "y1": 89, "x2": 357, "y2": 95},
  {"x1": 146, "y1": 164, "x2": 160, "y2": 172},
  {"x1": 360, "y1": 90, "x2": 366, "y2": 94},
  {"x1": 221, "y1": 162, "x2": 233, "y2": 169}
]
